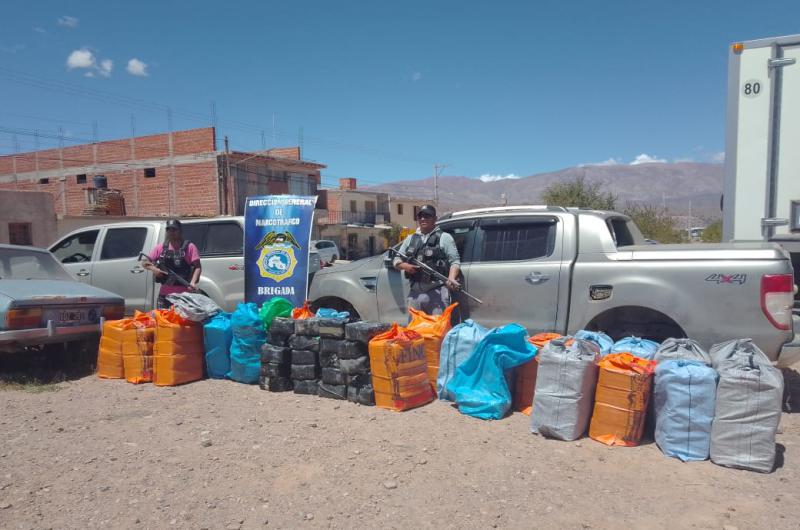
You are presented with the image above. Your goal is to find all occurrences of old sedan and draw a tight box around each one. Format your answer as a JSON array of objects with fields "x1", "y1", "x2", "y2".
[{"x1": 0, "y1": 244, "x2": 125, "y2": 353}]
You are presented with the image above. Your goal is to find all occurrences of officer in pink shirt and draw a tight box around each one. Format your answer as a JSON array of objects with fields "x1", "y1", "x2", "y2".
[{"x1": 142, "y1": 219, "x2": 202, "y2": 309}]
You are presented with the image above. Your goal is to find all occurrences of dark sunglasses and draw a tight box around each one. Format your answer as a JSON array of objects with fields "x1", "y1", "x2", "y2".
[
  {"x1": 166, "y1": 227, "x2": 179, "y2": 232},
  {"x1": 417, "y1": 213, "x2": 434, "y2": 220}
]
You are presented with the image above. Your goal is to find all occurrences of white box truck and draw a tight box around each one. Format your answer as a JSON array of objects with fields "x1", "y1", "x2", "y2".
[{"x1": 723, "y1": 34, "x2": 800, "y2": 241}]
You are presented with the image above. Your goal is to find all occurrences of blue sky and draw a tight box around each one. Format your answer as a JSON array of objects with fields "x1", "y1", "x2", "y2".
[{"x1": 1, "y1": 1, "x2": 799, "y2": 189}]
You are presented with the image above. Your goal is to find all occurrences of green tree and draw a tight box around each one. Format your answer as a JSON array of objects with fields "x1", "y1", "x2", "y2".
[
  {"x1": 701, "y1": 219, "x2": 723, "y2": 242},
  {"x1": 382, "y1": 223, "x2": 404, "y2": 247},
  {"x1": 623, "y1": 204, "x2": 684, "y2": 243},
  {"x1": 541, "y1": 175, "x2": 617, "y2": 210}
]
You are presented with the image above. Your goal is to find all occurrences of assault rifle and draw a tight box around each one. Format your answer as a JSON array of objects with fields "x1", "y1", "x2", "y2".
[
  {"x1": 138, "y1": 252, "x2": 192, "y2": 288},
  {"x1": 390, "y1": 248, "x2": 483, "y2": 304}
]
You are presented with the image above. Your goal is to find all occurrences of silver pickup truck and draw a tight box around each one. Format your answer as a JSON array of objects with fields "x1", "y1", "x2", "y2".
[
  {"x1": 50, "y1": 216, "x2": 321, "y2": 314},
  {"x1": 309, "y1": 206, "x2": 796, "y2": 365}
]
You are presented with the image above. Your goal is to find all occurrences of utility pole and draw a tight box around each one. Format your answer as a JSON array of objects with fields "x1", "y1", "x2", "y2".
[{"x1": 433, "y1": 163, "x2": 447, "y2": 207}]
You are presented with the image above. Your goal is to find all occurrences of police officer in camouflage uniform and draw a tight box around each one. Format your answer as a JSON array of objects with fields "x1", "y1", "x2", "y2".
[{"x1": 393, "y1": 204, "x2": 461, "y2": 315}]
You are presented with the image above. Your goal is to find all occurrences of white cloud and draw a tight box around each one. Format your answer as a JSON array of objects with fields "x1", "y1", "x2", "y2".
[
  {"x1": 33, "y1": 26, "x2": 47, "y2": 34},
  {"x1": 84, "y1": 71, "x2": 95, "y2": 78},
  {"x1": 58, "y1": 16, "x2": 79, "y2": 28},
  {"x1": 581, "y1": 158, "x2": 621, "y2": 167},
  {"x1": 478, "y1": 173, "x2": 520, "y2": 183},
  {"x1": 0, "y1": 44, "x2": 25, "y2": 54},
  {"x1": 711, "y1": 151, "x2": 725, "y2": 163},
  {"x1": 412, "y1": 71, "x2": 422, "y2": 82},
  {"x1": 66, "y1": 48, "x2": 96, "y2": 69},
  {"x1": 126, "y1": 58, "x2": 149, "y2": 76},
  {"x1": 630, "y1": 153, "x2": 667, "y2": 165},
  {"x1": 99, "y1": 59, "x2": 113, "y2": 77}
]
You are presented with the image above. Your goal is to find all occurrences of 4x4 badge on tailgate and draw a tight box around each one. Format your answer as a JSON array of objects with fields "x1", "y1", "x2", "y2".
[{"x1": 706, "y1": 273, "x2": 747, "y2": 285}]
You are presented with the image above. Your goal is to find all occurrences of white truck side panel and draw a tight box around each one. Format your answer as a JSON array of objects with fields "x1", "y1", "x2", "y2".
[
  {"x1": 726, "y1": 46, "x2": 773, "y2": 241},
  {"x1": 775, "y1": 46, "x2": 800, "y2": 235}
]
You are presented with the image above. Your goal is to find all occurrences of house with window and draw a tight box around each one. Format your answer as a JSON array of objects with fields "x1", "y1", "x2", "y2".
[
  {"x1": 389, "y1": 196, "x2": 432, "y2": 229},
  {"x1": 0, "y1": 127, "x2": 325, "y2": 218},
  {"x1": 0, "y1": 190, "x2": 57, "y2": 247},
  {"x1": 317, "y1": 178, "x2": 391, "y2": 259}
]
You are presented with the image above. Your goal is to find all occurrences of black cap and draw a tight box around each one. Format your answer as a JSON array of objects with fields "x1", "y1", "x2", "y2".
[
  {"x1": 417, "y1": 204, "x2": 437, "y2": 218},
  {"x1": 165, "y1": 219, "x2": 182, "y2": 230}
]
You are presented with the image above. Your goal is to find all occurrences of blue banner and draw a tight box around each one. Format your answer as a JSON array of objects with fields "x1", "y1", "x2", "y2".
[{"x1": 244, "y1": 195, "x2": 317, "y2": 307}]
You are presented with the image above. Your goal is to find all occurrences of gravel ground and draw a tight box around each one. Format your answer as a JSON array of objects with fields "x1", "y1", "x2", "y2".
[{"x1": 1, "y1": 358, "x2": 799, "y2": 530}]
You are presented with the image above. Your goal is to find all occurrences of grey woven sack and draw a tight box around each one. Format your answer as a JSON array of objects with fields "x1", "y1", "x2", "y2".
[
  {"x1": 531, "y1": 338, "x2": 600, "y2": 441},
  {"x1": 709, "y1": 338, "x2": 784, "y2": 473},
  {"x1": 165, "y1": 292, "x2": 222, "y2": 322},
  {"x1": 654, "y1": 338, "x2": 711, "y2": 364}
]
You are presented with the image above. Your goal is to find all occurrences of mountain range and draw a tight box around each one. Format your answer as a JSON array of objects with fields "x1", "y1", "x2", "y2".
[{"x1": 367, "y1": 162, "x2": 724, "y2": 218}]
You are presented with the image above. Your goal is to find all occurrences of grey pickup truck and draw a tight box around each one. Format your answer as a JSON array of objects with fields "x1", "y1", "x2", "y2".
[{"x1": 309, "y1": 206, "x2": 797, "y2": 365}]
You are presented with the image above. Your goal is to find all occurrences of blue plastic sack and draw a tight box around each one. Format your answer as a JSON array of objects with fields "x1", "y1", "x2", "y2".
[
  {"x1": 316, "y1": 308, "x2": 350, "y2": 320},
  {"x1": 574, "y1": 330, "x2": 613, "y2": 356},
  {"x1": 446, "y1": 323, "x2": 537, "y2": 420},
  {"x1": 654, "y1": 359, "x2": 718, "y2": 461},
  {"x1": 203, "y1": 312, "x2": 232, "y2": 379},
  {"x1": 437, "y1": 319, "x2": 490, "y2": 401},
  {"x1": 228, "y1": 302, "x2": 266, "y2": 384},
  {"x1": 611, "y1": 336, "x2": 660, "y2": 360}
]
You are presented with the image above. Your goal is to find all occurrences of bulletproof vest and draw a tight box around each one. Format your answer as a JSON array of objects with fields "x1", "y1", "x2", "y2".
[
  {"x1": 406, "y1": 229, "x2": 450, "y2": 288},
  {"x1": 157, "y1": 239, "x2": 193, "y2": 286}
]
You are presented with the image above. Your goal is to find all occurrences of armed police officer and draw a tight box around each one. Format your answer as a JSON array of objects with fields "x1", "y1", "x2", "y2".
[
  {"x1": 142, "y1": 219, "x2": 202, "y2": 309},
  {"x1": 393, "y1": 204, "x2": 461, "y2": 315}
]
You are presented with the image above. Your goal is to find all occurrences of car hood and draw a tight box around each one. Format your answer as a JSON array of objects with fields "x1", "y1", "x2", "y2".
[
  {"x1": 0, "y1": 280, "x2": 124, "y2": 307},
  {"x1": 314, "y1": 253, "x2": 386, "y2": 276}
]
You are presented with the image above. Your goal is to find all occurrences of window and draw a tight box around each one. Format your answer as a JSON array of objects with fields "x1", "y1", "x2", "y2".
[
  {"x1": 205, "y1": 222, "x2": 244, "y2": 256},
  {"x1": 8, "y1": 222, "x2": 32, "y2": 246},
  {"x1": 76, "y1": 174, "x2": 87, "y2": 184},
  {"x1": 441, "y1": 222, "x2": 477, "y2": 264},
  {"x1": 51, "y1": 230, "x2": 99, "y2": 263},
  {"x1": 397, "y1": 203, "x2": 404, "y2": 215},
  {"x1": 350, "y1": 200, "x2": 358, "y2": 213},
  {"x1": 0, "y1": 249, "x2": 72, "y2": 281},
  {"x1": 180, "y1": 223, "x2": 208, "y2": 251},
  {"x1": 38, "y1": 178, "x2": 49, "y2": 184},
  {"x1": 100, "y1": 227, "x2": 147, "y2": 260},
  {"x1": 476, "y1": 218, "x2": 556, "y2": 262},
  {"x1": 608, "y1": 218, "x2": 636, "y2": 247},
  {"x1": 144, "y1": 167, "x2": 156, "y2": 178},
  {"x1": 413, "y1": 206, "x2": 421, "y2": 219},
  {"x1": 364, "y1": 201, "x2": 376, "y2": 213}
]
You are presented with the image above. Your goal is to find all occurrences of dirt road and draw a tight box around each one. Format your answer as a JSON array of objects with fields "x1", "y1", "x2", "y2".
[{"x1": 1, "y1": 372, "x2": 799, "y2": 530}]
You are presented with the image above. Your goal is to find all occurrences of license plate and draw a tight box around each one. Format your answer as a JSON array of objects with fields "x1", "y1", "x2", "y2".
[{"x1": 58, "y1": 309, "x2": 86, "y2": 324}]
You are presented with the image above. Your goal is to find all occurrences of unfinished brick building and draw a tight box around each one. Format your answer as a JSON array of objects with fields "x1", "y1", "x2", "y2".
[{"x1": 0, "y1": 127, "x2": 325, "y2": 217}]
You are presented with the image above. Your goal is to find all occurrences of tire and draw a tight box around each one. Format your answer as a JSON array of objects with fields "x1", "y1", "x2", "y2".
[
  {"x1": 291, "y1": 364, "x2": 320, "y2": 381},
  {"x1": 288, "y1": 335, "x2": 320, "y2": 352},
  {"x1": 291, "y1": 349, "x2": 319, "y2": 365},
  {"x1": 345, "y1": 321, "x2": 391, "y2": 344}
]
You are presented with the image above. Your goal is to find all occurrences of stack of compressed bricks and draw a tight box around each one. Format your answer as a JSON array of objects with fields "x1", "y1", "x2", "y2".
[
  {"x1": 259, "y1": 317, "x2": 295, "y2": 392},
  {"x1": 319, "y1": 321, "x2": 391, "y2": 405},
  {"x1": 289, "y1": 318, "x2": 322, "y2": 395}
]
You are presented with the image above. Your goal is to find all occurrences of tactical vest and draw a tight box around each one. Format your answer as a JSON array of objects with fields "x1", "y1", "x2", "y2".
[
  {"x1": 405, "y1": 229, "x2": 450, "y2": 290},
  {"x1": 156, "y1": 240, "x2": 193, "y2": 286}
]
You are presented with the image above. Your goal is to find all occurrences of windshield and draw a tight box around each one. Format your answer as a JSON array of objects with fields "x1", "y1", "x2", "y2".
[{"x1": 0, "y1": 248, "x2": 75, "y2": 281}]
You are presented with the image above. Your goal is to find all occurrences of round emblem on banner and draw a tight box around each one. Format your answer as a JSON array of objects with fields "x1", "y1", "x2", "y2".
[{"x1": 258, "y1": 244, "x2": 297, "y2": 282}]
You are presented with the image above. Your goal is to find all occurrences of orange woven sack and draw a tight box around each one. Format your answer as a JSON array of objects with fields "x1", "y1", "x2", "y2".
[
  {"x1": 512, "y1": 332, "x2": 562, "y2": 415},
  {"x1": 368, "y1": 323, "x2": 434, "y2": 411},
  {"x1": 122, "y1": 311, "x2": 156, "y2": 384},
  {"x1": 152, "y1": 308, "x2": 204, "y2": 386},
  {"x1": 97, "y1": 319, "x2": 129, "y2": 379},
  {"x1": 292, "y1": 300, "x2": 314, "y2": 320},
  {"x1": 589, "y1": 352, "x2": 656, "y2": 446},
  {"x1": 407, "y1": 303, "x2": 457, "y2": 392}
]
